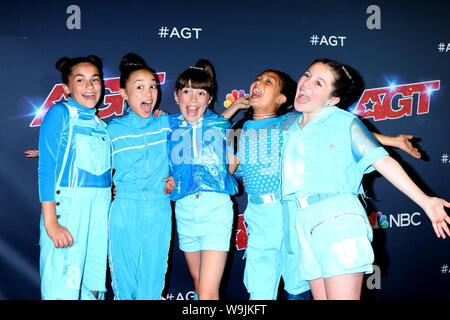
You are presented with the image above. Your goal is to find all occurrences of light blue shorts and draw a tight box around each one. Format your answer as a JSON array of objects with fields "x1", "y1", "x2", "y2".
[
  {"x1": 291, "y1": 193, "x2": 374, "y2": 280},
  {"x1": 175, "y1": 191, "x2": 233, "y2": 252}
]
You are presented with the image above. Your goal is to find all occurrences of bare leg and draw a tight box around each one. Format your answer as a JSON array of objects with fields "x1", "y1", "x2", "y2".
[
  {"x1": 309, "y1": 278, "x2": 327, "y2": 300},
  {"x1": 324, "y1": 272, "x2": 364, "y2": 300},
  {"x1": 197, "y1": 250, "x2": 228, "y2": 300},
  {"x1": 184, "y1": 251, "x2": 201, "y2": 295}
]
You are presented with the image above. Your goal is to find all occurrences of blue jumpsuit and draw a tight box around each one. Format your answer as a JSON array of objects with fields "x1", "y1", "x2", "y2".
[
  {"x1": 236, "y1": 112, "x2": 310, "y2": 300},
  {"x1": 38, "y1": 98, "x2": 112, "y2": 300},
  {"x1": 107, "y1": 111, "x2": 172, "y2": 300},
  {"x1": 167, "y1": 109, "x2": 238, "y2": 253},
  {"x1": 281, "y1": 106, "x2": 388, "y2": 280}
]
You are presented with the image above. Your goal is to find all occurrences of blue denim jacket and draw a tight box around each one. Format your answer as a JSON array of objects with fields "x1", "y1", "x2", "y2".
[{"x1": 167, "y1": 109, "x2": 238, "y2": 200}]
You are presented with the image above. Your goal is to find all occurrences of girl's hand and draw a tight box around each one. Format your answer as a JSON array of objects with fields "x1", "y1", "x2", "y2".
[
  {"x1": 394, "y1": 134, "x2": 421, "y2": 159},
  {"x1": 230, "y1": 96, "x2": 251, "y2": 111},
  {"x1": 45, "y1": 222, "x2": 74, "y2": 248},
  {"x1": 422, "y1": 197, "x2": 450, "y2": 239},
  {"x1": 154, "y1": 109, "x2": 168, "y2": 117},
  {"x1": 24, "y1": 149, "x2": 39, "y2": 158},
  {"x1": 163, "y1": 176, "x2": 176, "y2": 194}
]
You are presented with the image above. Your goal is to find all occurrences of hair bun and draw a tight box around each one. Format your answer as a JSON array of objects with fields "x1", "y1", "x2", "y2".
[
  {"x1": 119, "y1": 53, "x2": 147, "y2": 73},
  {"x1": 194, "y1": 58, "x2": 215, "y2": 80},
  {"x1": 55, "y1": 57, "x2": 71, "y2": 72}
]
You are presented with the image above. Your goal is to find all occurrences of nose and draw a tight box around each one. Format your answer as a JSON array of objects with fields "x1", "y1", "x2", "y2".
[{"x1": 85, "y1": 80, "x2": 94, "y2": 89}]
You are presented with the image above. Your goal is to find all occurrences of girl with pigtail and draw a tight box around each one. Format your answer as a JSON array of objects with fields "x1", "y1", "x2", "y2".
[
  {"x1": 167, "y1": 59, "x2": 238, "y2": 300},
  {"x1": 106, "y1": 53, "x2": 175, "y2": 300},
  {"x1": 38, "y1": 55, "x2": 112, "y2": 300}
]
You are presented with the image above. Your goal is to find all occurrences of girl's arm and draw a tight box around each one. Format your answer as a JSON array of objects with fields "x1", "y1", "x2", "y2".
[
  {"x1": 221, "y1": 96, "x2": 251, "y2": 120},
  {"x1": 227, "y1": 152, "x2": 240, "y2": 175},
  {"x1": 372, "y1": 132, "x2": 421, "y2": 159},
  {"x1": 373, "y1": 155, "x2": 450, "y2": 238},
  {"x1": 41, "y1": 201, "x2": 74, "y2": 248}
]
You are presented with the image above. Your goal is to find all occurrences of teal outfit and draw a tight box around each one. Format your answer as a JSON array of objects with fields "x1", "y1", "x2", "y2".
[
  {"x1": 236, "y1": 112, "x2": 310, "y2": 300},
  {"x1": 38, "y1": 98, "x2": 111, "y2": 300},
  {"x1": 107, "y1": 112, "x2": 172, "y2": 300},
  {"x1": 167, "y1": 109, "x2": 238, "y2": 252},
  {"x1": 281, "y1": 106, "x2": 388, "y2": 280}
]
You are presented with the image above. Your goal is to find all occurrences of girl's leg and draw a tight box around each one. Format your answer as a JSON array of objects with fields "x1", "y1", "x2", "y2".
[
  {"x1": 184, "y1": 251, "x2": 201, "y2": 295},
  {"x1": 323, "y1": 272, "x2": 364, "y2": 300},
  {"x1": 198, "y1": 250, "x2": 228, "y2": 300},
  {"x1": 308, "y1": 278, "x2": 327, "y2": 300}
]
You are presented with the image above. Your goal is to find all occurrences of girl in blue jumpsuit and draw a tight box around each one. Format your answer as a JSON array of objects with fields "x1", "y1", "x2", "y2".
[
  {"x1": 107, "y1": 53, "x2": 174, "y2": 300},
  {"x1": 167, "y1": 59, "x2": 238, "y2": 300},
  {"x1": 223, "y1": 69, "x2": 419, "y2": 300},
  {"x1": 38, "y1": 55, "x2": 111, "y2": 300},
  {"x1": 281, "y1": 58, "x2": 450, "y2": 300}
]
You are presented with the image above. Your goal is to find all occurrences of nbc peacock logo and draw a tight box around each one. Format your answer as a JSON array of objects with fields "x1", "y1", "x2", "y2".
[
  {"x1": 223, "y1": 89, "x2": 247, "y2": 108},
  {"x1": 368, "y1": 211, "x2": 388, "y2": 229}
]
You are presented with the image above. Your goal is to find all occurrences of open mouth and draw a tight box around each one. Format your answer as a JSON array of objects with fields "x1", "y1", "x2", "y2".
[
  {"x1": 186, "y1": 105, "x2": 200, "y2": 116},
  {"x1": 82, "y1": 93, "x2": 97, "y2": 100},
  {"x1": 250, "y1": 87, "x2": 262, "y2": 100},
  {"x1": 296, "y1": 89, "x2": 310, "y2": 104},
  {"x1": 141, "y1": 100, "x2": 153, "y2": 113}
]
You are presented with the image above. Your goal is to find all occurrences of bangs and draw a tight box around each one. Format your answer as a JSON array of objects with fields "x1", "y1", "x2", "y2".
[{"x1": 175, "y1": 68, "x2": 214, "y2": 95}]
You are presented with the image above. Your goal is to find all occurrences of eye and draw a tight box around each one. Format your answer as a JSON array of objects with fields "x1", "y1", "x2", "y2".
[
  {"x1": 137, "y1": 85, "x2": 144, "y2": 90},
  {"x1": 315, "y1": 81, "x2": 322, "y2": 87},
  {"x1": 150, "y1": 85, "x2": 157, "y2": 89}
]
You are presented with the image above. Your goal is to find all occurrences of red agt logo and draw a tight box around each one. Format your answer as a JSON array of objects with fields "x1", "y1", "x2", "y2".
[
  {"x1": 353, "y1": 80, "x2": 440, "y2": 121},
  {"x1": 29, "y1": 73, "x2": 166, "y2": 127},
  {"x1": 235, "y1": 214, "x2": 248, "y2": 251}
]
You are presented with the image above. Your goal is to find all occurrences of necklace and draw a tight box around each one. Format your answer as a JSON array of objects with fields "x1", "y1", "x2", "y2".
[{"x1": 253, "y1": 112, "x2": 277, "y2": 120}]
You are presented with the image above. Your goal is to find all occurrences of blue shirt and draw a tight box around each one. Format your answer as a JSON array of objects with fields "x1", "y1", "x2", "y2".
[
  {"x1": 237, "y1": 112, "x2": 300, "y2": 196},
  {"x1": 281, "y1": 106, "x2": 388, "y2": 198},
  {"x1": 107, "y1": 112, "x2": 172, "y2": 200},
  {"x1": 38, "y1": 97, "x2": 102, "y2": 202},
  {"x1": 167, "y1": 109, "x2": 238, "y2": 200}
]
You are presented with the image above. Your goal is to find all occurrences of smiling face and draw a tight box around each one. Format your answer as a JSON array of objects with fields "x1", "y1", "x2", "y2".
[
  {"x1": 249, "y1": 71, "x2": 287, "y2": 114},
  {"x1": 62, "y1": 62, "x2": 102, "y2": 109},
  {"x1": 174, "y1": 82, "x2": 212, "y2": 125},
  {"x1": 120, "y1": 69, "x2": 158, "y2": 118},
  {"x1": 294, "y1": 62, "x2": 340, "y2": 116}
]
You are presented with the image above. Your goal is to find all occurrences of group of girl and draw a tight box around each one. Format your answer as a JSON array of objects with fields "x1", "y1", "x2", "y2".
[{"x1": 35, "y1": 52, "x2": 450, "y2": 300}]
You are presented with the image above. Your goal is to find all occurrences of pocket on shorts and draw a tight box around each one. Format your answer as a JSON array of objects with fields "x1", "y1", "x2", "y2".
[
  {"x1": 310, "y1": 213, "x2": 371, "y2": 241},
  {"x1": 75, "y1": 133, "x2": 111, "y2": 176}
]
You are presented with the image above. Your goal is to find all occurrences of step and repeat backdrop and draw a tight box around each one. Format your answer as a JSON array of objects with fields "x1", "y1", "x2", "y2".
[{"x1": 1, "y1": 0, "x2": 449, "y2": 300}]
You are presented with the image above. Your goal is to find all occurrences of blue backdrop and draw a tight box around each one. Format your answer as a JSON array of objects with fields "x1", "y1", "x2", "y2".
[{"x1": 1, "y1": 0, "x2": 449, "y2": 300}]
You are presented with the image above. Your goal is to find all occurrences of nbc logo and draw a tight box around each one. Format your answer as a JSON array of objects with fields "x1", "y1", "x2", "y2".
[
  {"x1": 223, "y1": 89, "x2": 247, "y2": 108},
  {"x1": 368, "y1": 211, "x2": 388, "y2": 229}
]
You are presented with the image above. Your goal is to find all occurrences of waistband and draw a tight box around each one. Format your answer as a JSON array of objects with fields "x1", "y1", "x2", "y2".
[
  {"x1": 248, "y1": 193, "x2": 281, "y2": 204},
  {"x1": 288, "y1": 192, "x2": 347, "y2": 209},
  {"x1": 115, "y1": 191, "x2": 169, "y2": 201}
]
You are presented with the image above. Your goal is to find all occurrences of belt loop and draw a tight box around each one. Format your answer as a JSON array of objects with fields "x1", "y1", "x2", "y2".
[{"x1": 296, "y1": 197, "x2": 309, "y2": 209}]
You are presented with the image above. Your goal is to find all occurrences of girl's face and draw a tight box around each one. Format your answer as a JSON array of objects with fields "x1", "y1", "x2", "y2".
[
  {"x1": 294, "y1": 62, "x2": 340, "y2": 114},
  {"x1": 249, "y1": 71, "x2": 286, "y2": 112},
  {"x1": 62, "y1": 62, "x2": 102, "y2": 109},
  {"x1": 120, "y1": 69, "x2": 158, "y2": 118},
  {"x1": 174, "y1": 83, "x2": 212, "y2": 125}
]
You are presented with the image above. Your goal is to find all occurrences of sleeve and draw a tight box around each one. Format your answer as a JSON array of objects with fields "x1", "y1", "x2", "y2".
[
  {"x1": 38, "y1": 104, "x2": 69, "y2": 202},
  {"x1": 350, "y1": 118, "x2": 389, "y2": 174}
]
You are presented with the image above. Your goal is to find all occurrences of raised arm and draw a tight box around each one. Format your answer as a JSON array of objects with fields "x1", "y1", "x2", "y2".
[
  {"x1": 220, "y1": 96, "x2": 251, "y2": 120},
  {"x1": 371, "y1": 132, "x2": 421, "y2": 159},
  {"x1": 373, "y1": 155, "x2": 450, "y2": 238}
]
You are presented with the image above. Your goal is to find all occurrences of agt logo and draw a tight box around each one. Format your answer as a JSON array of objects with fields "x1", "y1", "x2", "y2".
[
  {"x1": 29, "y1": 73, "x2": 166, "y2": 127},
  {"x1": 235, "y1": 214, "x2": 248, "y2": 251},
  {"x1": 369, "y1": 211, "x2": 422, "y2": 229},
  {"x1": 223, "y1": 89, "x2": 247, "y2": 108},
  {"x1": 352, "y1": 80, "x2": 440, "y2": 121}
]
